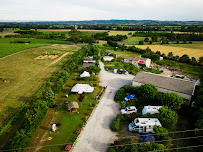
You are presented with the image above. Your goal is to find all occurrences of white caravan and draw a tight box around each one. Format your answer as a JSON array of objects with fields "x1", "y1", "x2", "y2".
[
  {"x1": 128, "y1": 118, "x2": 162, "y2": 133},
  {"x1": 142, "y1": 106, "x2": 162, "y2": 115}
]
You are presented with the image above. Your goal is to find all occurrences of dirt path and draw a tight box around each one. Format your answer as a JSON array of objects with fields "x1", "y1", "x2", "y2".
[
  {"x1": 50, "y1": 52, "x2": 70, "y2": 65},
  {"x1": 72, "y1": 61, "x2": 134, "y2": 152}
]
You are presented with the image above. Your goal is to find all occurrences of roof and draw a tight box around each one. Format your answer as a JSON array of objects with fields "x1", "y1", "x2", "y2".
[
  {"x1": 134, "y1": 118, "x2": 161, "y2": 127},
  {"x1": 82, "y1": 63, "x2": 95, "y2": 68},
  {"x1": 133, "y1": 72, "x2": 196, "y2": 96},
  {"x1": 80, "y1": 71, "x2": 90, "y2": 77},
  {"x1": 71, "y1": 84, "x2": 94, "y2": 94},
  {"x1": 67, "y1": 102, "x2": 79, "y2": 110},
  {"x1": 125, "y1": 56, "x2": 149, "y2": 61}
]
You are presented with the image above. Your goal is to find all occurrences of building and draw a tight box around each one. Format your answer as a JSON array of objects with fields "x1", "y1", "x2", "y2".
[
  {"x1": 128, "y1": 118, "x2": 162, "y2": 133},
  {"x1": 123, "y1": 56, "x2": 151, "y2": 67},
  {"x1": 103, "y1": 56, "x2": 114, "y2": 61},
  {"x1": 132, "y1": 72, "x2": 196, "y2": 102},
  {"x1": 142, "y1": 106, "x2": 162, "y2": 115},
  {"x1": 82, "y1": 59, "x2": 96, "y2": 69}
]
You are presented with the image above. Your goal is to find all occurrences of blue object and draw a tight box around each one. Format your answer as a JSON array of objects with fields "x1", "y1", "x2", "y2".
[
  {"x1": 141, "y1": 133, "x2": 155, "y2": 142},
  {"x1": 112, "y1": 68, "x2": 115, "y2": 69},
  {"x1": 123, "y1": 94, "x2": 136, "y2": 102}
]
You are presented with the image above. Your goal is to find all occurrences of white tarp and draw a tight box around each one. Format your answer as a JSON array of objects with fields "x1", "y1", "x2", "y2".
[
  {"x1": 71, "y1": 84, "x2": 94, "y2": 94},
  {"x1": 103, "y1": 56, "x2": 114, "y2": 61},
  {"x1": 80, "y1": 71, "x2": 90, "y2": 77},
  {"x1": 52, "y1": 124, "x2": 56, "y2": 132}
]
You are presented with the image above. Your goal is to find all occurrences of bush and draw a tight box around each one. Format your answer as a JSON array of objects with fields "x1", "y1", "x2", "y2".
[
  {"x1": 114, "y1": 88, "x2": 126, "y2": 102},
  {"x1": 139, "y1": 40, "x2": 144, "y2": 45},
  {"x1": 111, "y1": 118, "x2": 120, "y2": 131}
]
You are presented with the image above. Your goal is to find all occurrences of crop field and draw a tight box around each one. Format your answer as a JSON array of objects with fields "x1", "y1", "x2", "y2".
[
  {"x1": 0, "y1": 44, "x2": 79, "y2": 129},
  {"x1": 131, "y1": 44, "x2": 203, "y2": 59},
  {"x1": 0, "y1": 43, "x2": 45, "y2": 58}
]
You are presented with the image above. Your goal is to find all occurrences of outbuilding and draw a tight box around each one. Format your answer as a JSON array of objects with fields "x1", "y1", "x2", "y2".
[{"x1": 67, "y1": 101, "x2": 79, "y2": 113}]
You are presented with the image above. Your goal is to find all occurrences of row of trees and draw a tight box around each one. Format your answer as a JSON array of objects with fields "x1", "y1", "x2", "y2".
[{"x1": 5, "y1": 48, "x2": 87, "y2": 151}]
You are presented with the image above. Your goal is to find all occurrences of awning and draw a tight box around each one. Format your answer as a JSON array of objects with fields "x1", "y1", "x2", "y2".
[{"x1": 138, "y1": 61, "x2": 144, "y2": 64}]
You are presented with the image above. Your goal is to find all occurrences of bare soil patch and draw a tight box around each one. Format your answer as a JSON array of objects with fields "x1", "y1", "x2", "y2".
[{"x1": 34, "y1": 55, "x2": 58, "y2": 60}]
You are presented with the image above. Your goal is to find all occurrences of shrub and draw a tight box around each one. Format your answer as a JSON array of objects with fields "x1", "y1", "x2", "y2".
[
  {"x1": 111, "y1": 118, "x2": 120, "y2": 131},
  {"x1": 114, "y1": 88, "x2": 126, "y2": 102}
]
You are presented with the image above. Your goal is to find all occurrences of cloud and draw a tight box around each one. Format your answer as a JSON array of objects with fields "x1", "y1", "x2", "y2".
[{"x1": 0, "y1": 0, "x2": 202, "y2": 21}]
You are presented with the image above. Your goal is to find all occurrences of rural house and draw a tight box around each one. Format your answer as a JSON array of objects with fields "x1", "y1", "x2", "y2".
[
  {"x1": 123, "y1": 56, "x2": 151, "y2": 67},
  {"x1": 132, "y1": 72, "x2": 196, "y2": 102}
]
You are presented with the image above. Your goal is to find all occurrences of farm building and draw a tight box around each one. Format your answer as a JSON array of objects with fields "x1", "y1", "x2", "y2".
[
  {"x1": 80, "y1": 71, "x2": 90, "y2": 77},
  {"x1": 142, "y1": 106, "x2": 162, "y2": 115},
  {"x1": 132, "y1": 72, "x2": 196, "y2": 102},
  {"x1": 103, "y1": 56, "x2": 114, "y2": 61},
  {"x1": 71, "y1": 84, "x2": 94, "y2": 94},
  {"x1": 123, "y1": 56, "x2": 151, "y2": 67}
]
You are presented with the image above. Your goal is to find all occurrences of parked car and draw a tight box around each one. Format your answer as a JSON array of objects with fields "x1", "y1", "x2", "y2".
[
  {"x1": 121, "y1": 106, "x2": 137, "y2": 114},
  {"x1": 123, "y1": 94, "x2": 136, "y2": 102}
]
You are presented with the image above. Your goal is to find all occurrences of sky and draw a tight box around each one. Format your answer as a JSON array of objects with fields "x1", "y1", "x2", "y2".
[{"x1": 0, "y1": 0, "x2": 203, "y2": 21}]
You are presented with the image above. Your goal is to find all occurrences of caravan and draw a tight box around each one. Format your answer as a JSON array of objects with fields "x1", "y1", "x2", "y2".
[
  {"x1": 128, "y1": 118, "x2": 162, "y2": 133},
  {"x1": 142, "y1": 106, "x2": 162, "y2": 115}
]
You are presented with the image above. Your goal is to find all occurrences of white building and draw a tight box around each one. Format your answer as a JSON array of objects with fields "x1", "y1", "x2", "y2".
[
  {"x1": 71, "y1": 84, "x2": 94, "y2": 94},
  {"x1": 103, "y1": 56, "x2": 114, "y2": 61},
  {"x1": 142, "y1": 106, "x2": 162, "y2": 115},
  {"x1": 128, "y1": 118, "x2": 162, "y2": 133},
  {"x1": 123, "y1": 56, "x2": 151, "y2": 67},
  {"x1": 132, "y1": 72, "x2": 196, "y2": 102}
]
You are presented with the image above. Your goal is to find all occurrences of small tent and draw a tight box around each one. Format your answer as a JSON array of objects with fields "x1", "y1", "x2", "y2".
[
  {"x1": 67, "y1": 101, "x2": 79, "y2": 113},
  {"x1": 71, "y1": 84, "x2": 94, "y2": 94},
  {"x1": 80, "y1": 71, "x2": 90, "y2": 77}
]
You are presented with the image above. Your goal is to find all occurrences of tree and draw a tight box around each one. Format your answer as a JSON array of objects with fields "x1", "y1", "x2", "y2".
[
  {"x1": 69, "y1": 29, "x2": 82, "y2": 43},
  {"x1": 153, "y1": 125, "x2": 170, "y2": 147},
  {"x1": 191, "y1": 57, "x2": 198, "y2": 65},
  {"x1": 167, "y1": 52, "x2": 173, "y2": 59},
  {"x1": 199, "y1": 56, "x2": 203, "y2": 65},
  {"x1": 138, "y1": 84, "x2": 158, "y2": 100},
  {"x1": 150, "y1": 54, "x2": 160, "y2": 61},
  {"x1": 158, "y1": 106, "x2": 177, "y2": 129},
  {"x1": 139, "y1": 40, "x2": 144, "y2": 45},
  {"x1": 53, "y1": 78, "x2": 64, "y2": 93},
  {"x1": 89, "y1": 65, "x2": 101, "y2": 75},
  {"x1": 144, "y1": 37, "x2": 149, "y2": 42},
  {"x1": 147, "y1": 143, "x2": 165, "y2": 151},
  {"x1": 179, "y1": 54, "x2": 191, "y2": 63},
  {"x1": 43, "y1": 87, "x2": 55, "y2": 105},
  {"x1": 161, "y1": 92, "x2": 183, "y2": 111},
  {"x1": 93, "y1": 55, "x2": 100, "y2": 60}
]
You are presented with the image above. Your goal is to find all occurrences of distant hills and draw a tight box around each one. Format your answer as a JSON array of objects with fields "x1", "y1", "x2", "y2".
[{"x1": 1, "y1": 20, "x2": 203, "y2": 25}]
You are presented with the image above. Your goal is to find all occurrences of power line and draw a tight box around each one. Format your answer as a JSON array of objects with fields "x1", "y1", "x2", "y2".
[
  {"x1": 147, "y1": 145, "x2": 203, "y2": 152},
  {"x1": 105, "y1": 135, "x2": 203, "y2": 148},
  {"x1": 119, "y1": 128, "x2": 203, "y2": 138}
]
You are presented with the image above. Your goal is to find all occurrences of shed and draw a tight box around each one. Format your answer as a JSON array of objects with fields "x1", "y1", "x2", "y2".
[
  {"x1": 67, "y1": 101, "x2": 79, "y2": 113},
  {"x1": 80, "y1": 71, "x2": 90, "y2": 77}
]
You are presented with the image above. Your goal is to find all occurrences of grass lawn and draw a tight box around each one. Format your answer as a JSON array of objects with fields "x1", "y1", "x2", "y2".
[
  {"x1": 0, "y1": 45, "x2": 79, "y2": 129},
  {"x1": 131, "y1": 44, "x2": 203, "y2": 59},
  {"x1": 109, "y1": 50, "x2": 140, "y2": 58},
  {"x1": 27, "y1": 71, "x2": 102, "y2": 152},
  {"x1": 122, "y1": 37, "x2": 151, "y2": 43},
  {"x1": 145, "y1": 68, "x2": 162, "y2": 74},
  {"x1": 0, "y1": 38, "x2": 74, "y2": 44}
]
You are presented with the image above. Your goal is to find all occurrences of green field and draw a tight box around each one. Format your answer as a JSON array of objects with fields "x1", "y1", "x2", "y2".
[
  {"x1": 110, "y1": 50, "x2": 140, "y2": 58},
  {"x1": 0, "y1": 43, "x2": 45, "y2": 58},
  {"x1": 0, "y1": 38, "x2": 74, "y2": 44},
  {"x1": 27, "y1": 71, "x2": 101, "y2": 152},
  {"x1": 0, "y1": 45, "x2": 79, "y2": 129},
  {"x1": 122, "y1": 36, "x2": 151, "y2": 43}
]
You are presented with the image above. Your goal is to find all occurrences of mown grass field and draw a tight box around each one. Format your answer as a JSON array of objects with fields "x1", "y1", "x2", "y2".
[
  {"x1": 27, "y1": 71, "x2": 101, "y2": 152},
  {"x1": 121, "y1": 37, "x2": 151, "y2": 43},
  {"x1": 0, "y1": 45, "x2": 79, "y2": 129},
  {"x1": 131, "y1": 44, "x2": 203, "y2": 59},
  {"x1": 0, "y1": 43, "x2": 45, "y2": 58},
  {"x1": 110, "y1": 50, "x2": 140, "y2": 58}
]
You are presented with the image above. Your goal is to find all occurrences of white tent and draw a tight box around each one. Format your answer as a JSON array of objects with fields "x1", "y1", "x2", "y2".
[
  {"x1": 80, "y1": 71, "x2": 90, "y2": 77},
  {"x1": 71, "y1": 84, "x2": 94, "y2": 94},
  {"x1": 103, "y1": 56, "x2": 114, "y2": 61}
]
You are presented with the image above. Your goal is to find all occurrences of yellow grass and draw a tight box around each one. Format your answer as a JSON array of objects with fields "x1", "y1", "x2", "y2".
[{"x1": 130, "y1": 44, "x2": 203, "y2": 59}]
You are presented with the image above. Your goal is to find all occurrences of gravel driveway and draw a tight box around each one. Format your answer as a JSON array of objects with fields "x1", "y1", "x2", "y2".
[{"x1": 73, "y1": 61, "x2": 135, "y2": 152}]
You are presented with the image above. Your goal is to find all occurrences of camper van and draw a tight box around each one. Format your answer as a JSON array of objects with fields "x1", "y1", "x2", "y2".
[
  {"x1": 142, "y1": 106, "x2": 162, "y2": 115},
  {"x1": 128, "y1": 118, "x2": 162, "y2": 133}
]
